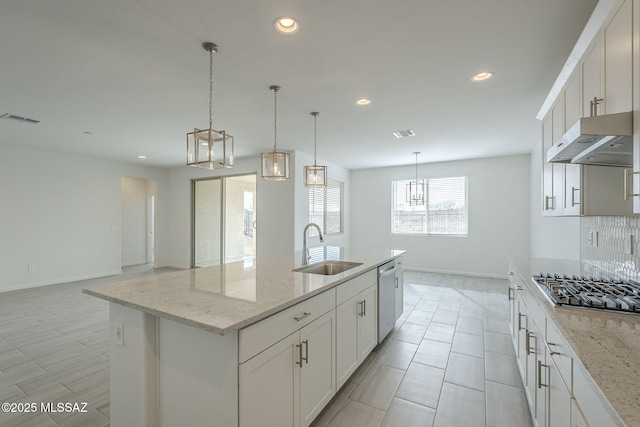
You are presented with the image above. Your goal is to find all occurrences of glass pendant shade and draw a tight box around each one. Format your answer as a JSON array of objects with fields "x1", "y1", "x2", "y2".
[
  {"x1": 261, "y1": 150, "x2": 290, "y2": 180},
  {"x1": 187, "y1": 128, "x2": 234, "y2": 169},
  {"x1": 406, "y1": 179, "x2": 425, "y2": 205},
  {"x1": 186, "y1": 42, "x2": 234, "y2": 169},
  {"x1": 261, "y1": 85, "x2": 291, "y2": 180},
  {"x1": 304, "y1": 164, "x2": 327, "y2": 188},
  {"x1": 407, "y1": 151, "x2": 425, "y2": 205}
]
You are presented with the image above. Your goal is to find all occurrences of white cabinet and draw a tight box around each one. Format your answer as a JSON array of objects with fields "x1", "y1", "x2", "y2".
[
  {"x1": 240, "y1": 309, "x2": 336, "y2": 427},
  {"x1": 541, "y1": 0, "x2": 635, "y2": 216},
  {"x1": 336, "y1": 278, "x2": 377, "y2": 389},
  {"x1": 395, "y1": 257, "x2": 404, "y2": 320},
  {"x1": 508, "y1": 262, "x2": 621, "y2": 427}
]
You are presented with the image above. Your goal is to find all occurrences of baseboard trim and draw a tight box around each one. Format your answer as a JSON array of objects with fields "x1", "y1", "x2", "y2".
[
  {"x1": 0, "y1": 269, "x2": 123, "y2": 294},
  {"x1": 404, "y1": 267, "x2": 507, "y2": 280}
]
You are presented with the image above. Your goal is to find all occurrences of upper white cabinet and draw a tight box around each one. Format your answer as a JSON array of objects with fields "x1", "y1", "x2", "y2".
[{"x1": 541, "y1": 0, "x2": 634, "y2": 216}]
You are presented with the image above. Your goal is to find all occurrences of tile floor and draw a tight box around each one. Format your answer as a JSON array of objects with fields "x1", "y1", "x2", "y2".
[
  {"x1": 310, "y1": 271, "x2": 533, "y2": 427},
  {"x1": 0, "y1": 267, "x2": 533, "y2": 427}
]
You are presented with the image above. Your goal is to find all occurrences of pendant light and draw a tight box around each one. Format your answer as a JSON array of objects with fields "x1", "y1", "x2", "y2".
[
  {"x1": 406, "y1": 152, "x2": 425, "y2": 205},
  {"x1": 187, "y1": 42, "x2": 234, "y2": 169},
  {"x1": 261, "y1": 85, "x2": 290, "y2": 180},
  {"x1": 304, "y1": 112, "x2": 327, "y2": 188}
]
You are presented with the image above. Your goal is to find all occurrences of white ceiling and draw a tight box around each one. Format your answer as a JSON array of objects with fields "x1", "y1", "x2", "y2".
[{"x1": 0, "y1": 0, "x2": 598, "y2": 170}]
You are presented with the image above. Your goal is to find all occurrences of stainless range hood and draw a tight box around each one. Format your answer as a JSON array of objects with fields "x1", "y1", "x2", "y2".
[{"x1": 546, "y1": 111, "x2": 633, "y2": 167}]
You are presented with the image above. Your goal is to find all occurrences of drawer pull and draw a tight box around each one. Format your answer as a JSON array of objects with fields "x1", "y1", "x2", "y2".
[
  {"x1": 526, "y1": 331, "x2": 536, "y2": 356},
  {"x1": 547, "y1": 342, "x2": 561, "y2": 356},
  {"x1": 294, "y1": 312, "x2": 311, "y2": 321},
  {"x1": 296, "y1": 343, "x2": 303, "y2": 367},
  {"x1": 518, "y1": 313, "x2": 527, "y2": 331},
  {"x1": 538, "y1": 360, "x2": 549, "y2": 388}
]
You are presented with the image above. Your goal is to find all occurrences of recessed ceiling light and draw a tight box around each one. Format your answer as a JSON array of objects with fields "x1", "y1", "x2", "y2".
[
  {"x1": 137, "y1": 155, "x2": 147, "y2": 159},
  {"x1": 356, "y1": 98, "x2": 371, "y2": 106},
  {"x1": 274, "y1": 17, "x2": 299, "y2": 34},
  {"x1": 471, "y1": 72, "x2": 493, "y2": 82},
  {"x1": 83, "y1": 131, "x2": 94, "y2": 136}
]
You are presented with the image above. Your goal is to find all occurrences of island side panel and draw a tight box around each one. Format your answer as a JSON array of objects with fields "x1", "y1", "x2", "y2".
[
  {"x1": 109, "y1": 303, "x2": 159, "y2": 427},
  {"x1": 158, "y1": 317, "x2": 238, "y2": 427}
]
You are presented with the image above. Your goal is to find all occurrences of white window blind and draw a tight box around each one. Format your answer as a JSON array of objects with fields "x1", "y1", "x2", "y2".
[
  {"x1": 309, "y1": 178, "x2": 344, "y2": 235},
  {"x1": 392, "y1": 176, "x2": 467, "y2": 235}
]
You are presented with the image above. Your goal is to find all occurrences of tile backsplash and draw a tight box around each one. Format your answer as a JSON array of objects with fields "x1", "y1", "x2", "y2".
[{"x1": 581, "y1": 216, "x2": 640, "y2": 281}]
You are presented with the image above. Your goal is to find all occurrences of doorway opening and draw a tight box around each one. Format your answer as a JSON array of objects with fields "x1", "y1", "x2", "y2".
[
  {"x1": 121, "y1": 177, "x2": 156, "y2": 267},
  {"x1": 192, "y1": 174, "x2": 257, "y2": 267}
]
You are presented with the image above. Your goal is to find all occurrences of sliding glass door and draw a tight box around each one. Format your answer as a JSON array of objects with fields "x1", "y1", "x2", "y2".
[{"x1": 193, "y1": 174, "x2": 257, "y2": 267}]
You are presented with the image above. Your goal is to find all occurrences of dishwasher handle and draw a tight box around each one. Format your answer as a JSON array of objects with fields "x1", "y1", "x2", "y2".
[{"x1": 378, "y1": 264, "x2": 398, "y2": 277}]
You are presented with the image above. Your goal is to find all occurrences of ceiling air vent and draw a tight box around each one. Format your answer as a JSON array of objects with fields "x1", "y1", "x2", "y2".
[
  {"x1": 393, "y1": 129, "x2": 415, "y2": 139},
  {"x1": 1, "y1": 113, "x2": 40, "y2": 125}
]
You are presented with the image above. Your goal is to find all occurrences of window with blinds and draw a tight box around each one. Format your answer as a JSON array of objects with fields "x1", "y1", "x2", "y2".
[
  {"x1": 309, "y1": 178, "x2": 344, "y2": 235},
  {"x1": 392, "y1": 176, "x2": 467, "y2": 235}
]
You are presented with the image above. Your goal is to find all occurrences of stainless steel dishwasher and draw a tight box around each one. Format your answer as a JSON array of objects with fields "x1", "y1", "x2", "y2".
[{"x1": 378, "y1": 259, "x2": 398, "y2": 343}]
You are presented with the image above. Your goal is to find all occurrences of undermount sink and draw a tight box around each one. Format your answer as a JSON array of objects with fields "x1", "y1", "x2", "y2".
[{"x1": 292, "y1": 260, "x2": 363, "y2": 276}]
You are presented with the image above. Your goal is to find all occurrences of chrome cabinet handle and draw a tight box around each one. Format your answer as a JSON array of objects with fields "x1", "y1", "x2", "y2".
[
  {"x1": 518, "y1": 313, "x2": 527, "y2": 331},
  {"x1": 395, "y1": 277, "x2": 399, "y2": 289},
  {"x1": 571, "y1": 187, "x2": 580, "y2": 206},
  {"x1": 544, "y1": 195, "x2": 553, "y2": 211},
  {"x1": 589, "y1": 97, "x2": 603, "y2": 117},
  {"x1": 358, "y1": 301, "x2": 364, "y2": 317},
  {"x1": 294, "y1": 312, "x2": 311, "y2": 321},
  {"x1": 526, "y1": 331, "x2": 536, "y2": 356},
  {"x1": 624, "y1": 169, "x2": 640, "y2": 200},
  {"x1": 547, "y1": 342, "x2": 561, "y2": 356},
  {"x1": 296, "y1": 342, "x2": 303, "y2": 367},
  {"x1": 302, "y1": 340, "x2": 309, "y2": 364},
  {"x1": 508, "y1": 287, "x2": 514, "y2": 301},
  {"x1": 538, "y1": 360, "x2": 549, "y2": 388}
]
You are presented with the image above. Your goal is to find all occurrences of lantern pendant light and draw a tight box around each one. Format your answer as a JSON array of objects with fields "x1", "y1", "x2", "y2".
[
  {"x1": 304, "y1": 112, "x2": 327, "y2": 188},
  {"x1": 261, "y1": 85, "x2": 290, "y2": 180},
  {"x1": 407, "y1": 152, "x2": 425, "y2": 205},
  {"x1": 186, "y1": 42, "x2": 234, "y2": 169}
]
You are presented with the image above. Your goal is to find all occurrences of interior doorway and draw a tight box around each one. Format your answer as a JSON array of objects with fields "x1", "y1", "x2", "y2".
[
  {"x1": 121, "y1": 177, "x2": 156, "y2": 267},
  {"x1": 192, "y1": 174, "x2": 257, "y2": 267}
]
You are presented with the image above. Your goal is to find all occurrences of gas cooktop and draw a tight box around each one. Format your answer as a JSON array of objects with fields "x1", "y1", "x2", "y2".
[{"x1": 532, "y1": 274, "x2": 640, "y2": 314}]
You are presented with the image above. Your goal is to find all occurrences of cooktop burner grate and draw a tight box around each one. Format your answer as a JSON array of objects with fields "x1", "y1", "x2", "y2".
[{"x1": 531, "y1": 274, "x2": 640, "y2": 314}]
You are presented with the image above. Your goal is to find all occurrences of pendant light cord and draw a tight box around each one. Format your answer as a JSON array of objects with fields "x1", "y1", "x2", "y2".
[
  {"x1": 313, "y1": 113, "x2": 318, "y2": 166},
  {"x1": 273, "y1": 87, "x2": 279, "y2": 153},
  {"x1": 208, "y1": 47, "x2": 213, "y2": 131}
]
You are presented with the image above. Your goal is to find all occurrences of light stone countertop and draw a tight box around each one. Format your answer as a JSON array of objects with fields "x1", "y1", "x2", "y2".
[
  {"x1": 509, "y1": 257, "x2": 640, "y2": 427},
  {"x1": 83, "y1": 248, "x2": 404, "y2": 336}
]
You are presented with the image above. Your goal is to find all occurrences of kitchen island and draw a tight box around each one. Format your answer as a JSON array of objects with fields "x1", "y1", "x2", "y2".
[
  {"x1": 508, "y1": 257, "x2": 640, "y2": 427},
  {"x1": 83, "y1": 248, "x2": 404, "y2": 427}
]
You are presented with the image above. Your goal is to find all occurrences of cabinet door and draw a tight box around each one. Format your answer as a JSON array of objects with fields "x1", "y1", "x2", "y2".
[
  {"x1": 542, "y1": 115, "x2": 555, "y2": 215},
  {"x1": 239, "y1": 333, "x2": 300, "y2": 427},
  {"x1": 582, "y1": 39, "x2": 602, "y2": 117},
  {"x1": 300, "y1": 310, "x2": 336, "y2": 427},
  {"x1": 336, "y1": 295, "x2": 360, "y2": 389},
  {"x1": 359, "y1": 284, "x2": 378, "y2": 360},
  {"x1": 516, "y1": 300, "x2": 529, "y2": 390},
  {"x1": 530, "y1": 327, "x2": 547, "y2": 427},
  {"x1": 548, "y1": 355, "x2": 571, "y2": 427},
  {"x1": 603, "y1": 0, "x2": 632, "y2": 114},
  {"x1": 551, "y1": 100, "x2": 564, "y2": 216},
  {"x1": 570, "y1": 399, "x2": 589, "y2": 427},
  {"x1": 563, "y1": 70, "x2": 582, "y2": 215},
  {"x1": 395, "y1": 264, "x2": 404, "y2": 320}
]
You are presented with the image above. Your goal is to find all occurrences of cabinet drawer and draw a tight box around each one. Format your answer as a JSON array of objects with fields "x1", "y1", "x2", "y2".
[
  {"x1": 546, "y1": 320, "x2": 573, "y2": 392},
  {"x1": 573, "y1": 365, "x2": 618, "y2": 427},
  {"x1": 239, "y1": 288, "x2": 335, "y2": 363},
  {"x1": 336, "y1": 269, "x2": 377, "y2": 306}
]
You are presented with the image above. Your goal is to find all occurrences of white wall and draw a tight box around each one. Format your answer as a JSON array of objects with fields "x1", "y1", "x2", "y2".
[
  {"x1": 350, "y1": 154, "x2": 531, "y2": 277},
  {"x1": 529, "y1": 141, "x2": 580, "y2": 260},
  {"x1": 0, "y1": 143, "x2": 169, "y2": 292},
  {"x1": 293, "y1": 151, "x2": 350, "y2": 251},
  {"x1": 167, "y1": 155, "x2": 296, "y2": 269}
]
